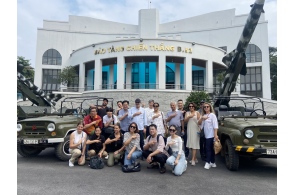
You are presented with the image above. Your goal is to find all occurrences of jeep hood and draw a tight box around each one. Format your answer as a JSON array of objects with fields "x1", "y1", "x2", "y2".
[
  {"x1": 222, "y1": 118, "x2": 277, "y2": 130},
  {"x1": 18, "y1": 115, "x2": 82, "y2": 124}
]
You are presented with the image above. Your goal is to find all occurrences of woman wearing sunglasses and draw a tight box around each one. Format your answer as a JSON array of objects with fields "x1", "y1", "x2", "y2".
[
  {"x1": 123, "y1": 122, "x2": 142, "y2": 167},
  {"x1": 184, "y1": 102, "x2": 201, "y2": 166},
  {"x1": 165, "y1": 125, "x2": 187, "y2": 176},
  {"x1": 198, "y1": 102, "x2": 219, "y2": 170}
]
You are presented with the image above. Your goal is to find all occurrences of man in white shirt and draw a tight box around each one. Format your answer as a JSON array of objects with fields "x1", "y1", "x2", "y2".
[
  {"x1": 144, "y1": 99, "x2": 154, "y2": 138},
  {"x1": 128, "y1": 98, "x2": 147, "y2": 150}
]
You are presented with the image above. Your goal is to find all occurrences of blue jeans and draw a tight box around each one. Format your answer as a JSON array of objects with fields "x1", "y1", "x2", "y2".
[
  {"x1": 124, "y1": 150, "x2": 142, "y2": 165},
  {"x1": 166, "y1": 151, "x2": 187, "y2": 176},
  {"x1": 205, "y1": 137, "x2": 215, "y2": 164}
]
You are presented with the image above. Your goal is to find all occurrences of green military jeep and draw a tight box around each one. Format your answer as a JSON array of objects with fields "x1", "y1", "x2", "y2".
[
  {"x1": 17, "y1": 96, "x2": 113, "y2": 161},
  {"x1": 214, "y1": 96, "x2": 277, "y2": 171}
]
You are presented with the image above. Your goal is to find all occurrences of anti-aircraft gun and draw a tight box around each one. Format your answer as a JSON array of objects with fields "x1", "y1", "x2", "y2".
[
  {"x1": 211, "y1": 0, "x2": 277, "y2": 172},
  {"x1": 214, "y1": 0, "x2": 265, "y2": 108},
  {"x1": 17, "y1": 62, "x2": 62, "y2": 120}
]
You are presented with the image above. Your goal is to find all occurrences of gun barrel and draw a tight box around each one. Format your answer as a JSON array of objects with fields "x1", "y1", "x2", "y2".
[{"x1": 236, "y1": 0, "x2": 265, "y2": 52}]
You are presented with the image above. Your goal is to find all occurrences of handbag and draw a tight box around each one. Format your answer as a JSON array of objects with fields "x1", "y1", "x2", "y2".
[
  {"x1": 166, "y1": 146, "x2": 173, "y2": 156},
  {"x1": 200, "y1": 127, "x2": 205, "y2": 138},
  {"x1": 89, "y1": 156, "x2": 105, "y2": 169},
  {"x1": 214, "y1": 140, "x2": 222, "y2": 154}
]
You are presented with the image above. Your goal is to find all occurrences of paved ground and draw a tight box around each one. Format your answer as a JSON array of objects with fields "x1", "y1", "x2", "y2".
[{"x1": 17, "y1": 148, "x2": 277, "y2": 195}]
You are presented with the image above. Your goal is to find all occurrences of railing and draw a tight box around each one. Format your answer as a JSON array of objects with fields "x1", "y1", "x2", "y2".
[{"x1": 57, "y1": 84, "x2": 222, "y2": 93}]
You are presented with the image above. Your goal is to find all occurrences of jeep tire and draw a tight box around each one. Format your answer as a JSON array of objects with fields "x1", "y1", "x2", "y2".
[
  {"x1": 55, "y1": 135, "x2": 71, "y2": 161},
  {"x1": 17, "y1": 142, "x2": 43, "y2": 157},
  {"x1": 224, "y1": 138, "x2": 239, "y2": 171}
]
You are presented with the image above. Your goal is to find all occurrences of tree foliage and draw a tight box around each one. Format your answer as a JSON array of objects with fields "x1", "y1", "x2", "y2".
[
  {"x1": 17, "y1": 56, "x2": 34, "y2": 82},
  {"x1": 58, "y1": 66, "x2": 77, "y2": 86},
  {"x1": 184, "y1": 91, "x2": 211, "y2": 110},
  {"x1": 269, "y1": 47, "x2": 277, "y2": 100}
]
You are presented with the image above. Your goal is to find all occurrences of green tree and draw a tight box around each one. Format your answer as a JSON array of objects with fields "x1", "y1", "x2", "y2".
[
  {"x1": 269, "y1": 47, "x2": 277, "y2": 100},
  {"x1": 58, "y1": 66, "x2": 78, "y2": 87},
  {"x1": 17, "y1": 56, "x2": 34, "y2": 82},
  {"x1": 184, "y1": 91, "x2": 211, "y2": 110}
]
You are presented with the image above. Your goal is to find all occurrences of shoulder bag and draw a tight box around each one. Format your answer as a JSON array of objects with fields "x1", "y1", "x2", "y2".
[
  {"x1": 78, "y1": 132, "x2": 85, "y2": 165},
  {"x1": 161, "y1": 112, "x2": 169, "y2": 138}
]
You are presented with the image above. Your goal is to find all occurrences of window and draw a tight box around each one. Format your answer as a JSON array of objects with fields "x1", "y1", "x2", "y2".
[
  {"x1": 42, "y1": 49, "x2": 62, "y2": 65},
  {"x1": 240, "y1": 67, "x2": 262, "y2": 97},
  {"x1": 166, "y1": 65, "x2": 175, "y2": 89},
  {"x1": 192, "y1": 70, "x2": 204, "y2": 91},
  {"x1": 42, "y1": 69, "x2": 61, "y2": 93},
  {"x1": 213, "y1": 69, "x2": 226, "y2": 93},
  {"x1": 132, "y1": 63, "x2": 140, "y2": 89},
  {"x1": 246, "y1": 44, "x2": 262, "y2": 63}
]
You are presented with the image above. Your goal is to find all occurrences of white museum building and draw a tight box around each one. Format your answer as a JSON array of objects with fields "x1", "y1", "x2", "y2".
[{"x1": 33, "y1": 7, "x2": 271, "y2": 102}]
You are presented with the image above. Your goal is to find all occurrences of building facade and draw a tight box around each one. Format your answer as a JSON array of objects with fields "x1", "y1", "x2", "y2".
[{"x1": 34, "y1": 8, "x2": 271, "y2": 99}]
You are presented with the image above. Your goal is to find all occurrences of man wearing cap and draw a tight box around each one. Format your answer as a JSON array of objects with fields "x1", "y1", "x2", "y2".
[
  {"x1": 118, "y1": 100, "x2": 131, "y2": 134},
  {"x1": 144, "y1": 99, "x2": 154, "y2": 138},
  {"x1": 198, "y1": 100, "x2": 206, "y2": 161},
  {"x1": 128, "y1": 98, "x2": 147, "y2": 150}
]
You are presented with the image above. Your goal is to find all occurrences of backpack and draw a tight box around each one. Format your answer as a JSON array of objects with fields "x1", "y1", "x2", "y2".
[
  {"x1": 147, "y1": 134, "x2": 173, "y2": 155},
  {"x1": 89, "y1": 156, "x2": 104, "y2": 169}
]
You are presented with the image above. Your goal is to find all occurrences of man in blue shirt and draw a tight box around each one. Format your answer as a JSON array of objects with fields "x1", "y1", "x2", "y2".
[
  {"x1": 118, "y1": 100, "x2": 131, "y2": 134},
  {"x1": 128, "y1": 98, "x2": 147, "y2": 150},
  {"x1": 166, "y1": 101, "x2": 184, "y2": 136}
]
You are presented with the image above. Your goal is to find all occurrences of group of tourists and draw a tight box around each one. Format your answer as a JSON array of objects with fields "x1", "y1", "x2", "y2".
[{"x1": 68, "y1": 97, "x2": 219, "y2": 175}]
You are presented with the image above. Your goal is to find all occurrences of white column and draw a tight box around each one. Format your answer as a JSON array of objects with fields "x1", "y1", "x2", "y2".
[
  {"x1": 78, "y1": 62, "x2": 85, "y2": 92},
  {"x1": 117, "y1": 56, "x2": 124, "y2": 90},
  {"x1": 155, "y1": 62, "x2": 158, "y2": 88},
  {"x1": 94, "y1": 59, "x2": 102, "y2": 90},
  {"x1": 175, "y1": 63, "x2": 180, "y2": 90},
  {"x1": 109, "y1": 65, "x2": 114, "y2": 89},
  {"x1": 126, "y1": 63, "x2": 132, "y2": 89},
  {"x1": 184, "y1": 57, "x2": 192, "y2": 91},
  {"x1": 206, "y1": 60, "x2": 213, "y2": 93},
  {"x1": 158, "y1": 55, "x2": 166, "y2": 89}
]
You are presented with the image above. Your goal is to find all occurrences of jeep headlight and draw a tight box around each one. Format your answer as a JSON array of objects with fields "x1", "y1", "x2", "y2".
[
  {"x1": 47, "y1": 123, "x2": 55, "y2": 132},
  {"x1": 17, "y1": 124, "x2": 22, "y2": 132},
  {"x1": 244, "y1": 129, "x2": 254, "y2": 138}
]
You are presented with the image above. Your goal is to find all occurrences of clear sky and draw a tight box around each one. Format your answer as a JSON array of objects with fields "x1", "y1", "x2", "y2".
[{"x1": 17, "y1": 0, "x2": 277, "y2": 68}]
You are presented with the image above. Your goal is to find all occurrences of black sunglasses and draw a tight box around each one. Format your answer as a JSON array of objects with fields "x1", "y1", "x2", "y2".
[
  {"x1": 153, "y1": 105, "x2": 159, "y2": 107},
  {"x1": 188, "y1": 106, "x2": 194, "y2": 108},
  {"x1": 130, "y1": 126, "x2": 136, "y2": 129},
  {"x1": 169, "y1": 129, "x2": 176, "y2": 132}
]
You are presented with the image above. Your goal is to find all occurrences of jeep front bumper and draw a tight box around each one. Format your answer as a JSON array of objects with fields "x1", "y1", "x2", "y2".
[
  {"x1": 17, "y1": 138, "x2": 64, "y2": 144},
  {"x1": 234, "y1": 146, "x2": 277, "y2": 156}
]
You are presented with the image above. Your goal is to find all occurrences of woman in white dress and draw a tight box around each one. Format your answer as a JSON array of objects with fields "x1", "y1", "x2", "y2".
[
  {"x1": 184, "y1": 102, "x2": 201, "y2": 166},
  {"x1": 148, "y1": 102, "x2": 166, "y2": 136}
]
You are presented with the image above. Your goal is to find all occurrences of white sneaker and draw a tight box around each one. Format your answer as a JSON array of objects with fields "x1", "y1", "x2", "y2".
[
  {"x1": 69, "y1": 160, "x2": 74, "y2": 167},
  {"x1": 104, "y1": 155, "x2": 109, "y2": 160},
  {"x1": 204, "y1": 162, "x2": 211, "y2": 169},
  {"x1": 210, "y1": 162, "x2": 217, "y2": 168},
  {"x1": 184, "y1": 160, "x2": 187, "y2": 172},
  {"x1": 191, "y1": 161, "x2": 196, "y2": 166}
]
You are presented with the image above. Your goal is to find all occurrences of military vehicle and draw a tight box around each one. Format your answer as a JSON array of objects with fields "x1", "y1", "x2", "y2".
[
  {"x1": 17, "y1": 96, "x2": 114, "y2": 161},
  {"x1": 213, "y1": 0, "x2": 277, "y2": 171}
]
